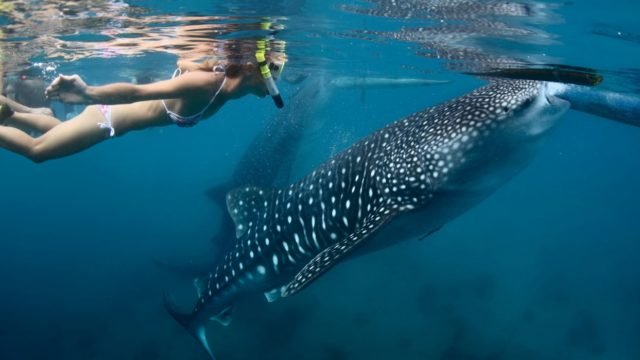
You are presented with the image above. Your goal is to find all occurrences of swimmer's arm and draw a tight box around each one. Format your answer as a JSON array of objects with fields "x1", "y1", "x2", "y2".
[{"x1": 45, "y1": 72, "x2": 217, "y2": 104}]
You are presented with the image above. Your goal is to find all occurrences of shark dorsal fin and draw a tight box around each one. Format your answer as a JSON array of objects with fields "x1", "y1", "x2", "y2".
[
  {"x1": 281, "y1": 209, "x2": 398, "y2": 297},
  {"x1": 226, "y1": 186, "x2": 274, "y2": 239}
]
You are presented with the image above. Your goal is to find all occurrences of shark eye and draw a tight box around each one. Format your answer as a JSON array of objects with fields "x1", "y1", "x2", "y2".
[{"x1": 513, "y1": 98, "x2": 534, "y2": 112}]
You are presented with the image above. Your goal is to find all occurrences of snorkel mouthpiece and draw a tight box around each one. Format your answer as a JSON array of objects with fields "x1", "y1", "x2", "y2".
[
  {"x1": 256, "y1": 40, "x2": 284, "y2": 109},
  {"x1": 264, "y1": 76, "x2": 284, "y2": 108}
]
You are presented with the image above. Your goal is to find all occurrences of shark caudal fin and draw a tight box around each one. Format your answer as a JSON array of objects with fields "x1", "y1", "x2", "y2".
[{"x1": 163, "y1": 294, "x2": 217, "y2": 360}]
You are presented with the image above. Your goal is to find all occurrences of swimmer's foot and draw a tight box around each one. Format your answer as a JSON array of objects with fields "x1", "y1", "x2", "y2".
[{"x1": 0, "y1": 103, "x2": 15, "y2": 125}]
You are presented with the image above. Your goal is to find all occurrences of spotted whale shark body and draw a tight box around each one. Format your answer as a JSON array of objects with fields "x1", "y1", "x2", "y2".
[
  {"x1": 165, "y1": 79, "x2": 578, "y2": 358},
  {"x1": 154, "y1": 73, "x2": 449, "y2": 279}
]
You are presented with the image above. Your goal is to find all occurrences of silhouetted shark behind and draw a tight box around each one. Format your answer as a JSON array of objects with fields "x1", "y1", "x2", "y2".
[{"x1": 165, "y1": 79, "x2": 639, "y2": 359}]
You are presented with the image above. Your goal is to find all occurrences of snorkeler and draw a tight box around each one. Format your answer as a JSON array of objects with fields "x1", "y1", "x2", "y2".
[{"x1": 0, "y1": 51, "x2": 286, "y2": 163}]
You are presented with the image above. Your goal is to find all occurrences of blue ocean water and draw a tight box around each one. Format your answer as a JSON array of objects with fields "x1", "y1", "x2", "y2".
[{"x1": 0, "y1": 1, "x2": 639, "y2": 359}]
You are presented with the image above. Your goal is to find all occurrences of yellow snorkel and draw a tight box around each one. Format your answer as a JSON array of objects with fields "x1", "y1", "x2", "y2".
[{"x1": 256, "y1": 38, "x2": 285, "y2": 109}]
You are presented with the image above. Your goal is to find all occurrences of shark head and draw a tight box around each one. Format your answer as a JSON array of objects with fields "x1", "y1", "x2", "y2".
[
  {"x1": 505, "y1": 81, "x2": 571, "y2": 137},
  {"x1": 402, "y1": 80, "x2": 570, "y2": 195}
]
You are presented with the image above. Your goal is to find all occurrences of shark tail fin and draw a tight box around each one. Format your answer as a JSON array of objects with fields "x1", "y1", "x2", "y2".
[{"x1": 163, "y1": 293, "x2": 217, "y2": 360}]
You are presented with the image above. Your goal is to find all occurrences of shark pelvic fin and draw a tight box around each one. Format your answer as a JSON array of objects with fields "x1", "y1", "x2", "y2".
[
  {"x1": 226, "y1": 186, "x2": 274, "y2": 239},
  {"x1": 211, "y1": 307, "x2": 233, "y2": 327},
  {"x1": 282, "y1": 209, "x2": 398, "y2": 297}
]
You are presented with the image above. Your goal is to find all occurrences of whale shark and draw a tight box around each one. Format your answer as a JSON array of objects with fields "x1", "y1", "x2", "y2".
[
  {"x1": 162, "y1": 78, "x2": 640, "y2": 359},
  {"x1": 155, "y1": 73, "x2": 450, "y2": 278}
]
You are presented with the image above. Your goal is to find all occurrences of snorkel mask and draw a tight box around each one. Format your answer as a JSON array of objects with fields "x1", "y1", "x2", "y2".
[{"x1": 255, "y1": 39, "x2": 285, "y2": 109}]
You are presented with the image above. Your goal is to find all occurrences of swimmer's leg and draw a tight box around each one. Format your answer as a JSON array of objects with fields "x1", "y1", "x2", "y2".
[
  {"x1": 0, "y1": 126, "x2": 39, "y2": 159},
  {"x1": 0, "y1": 106, "x2": 110, "y2": 163},
  {"x1": 4, "y1": 110, "x2": 62, "y2": 133}
]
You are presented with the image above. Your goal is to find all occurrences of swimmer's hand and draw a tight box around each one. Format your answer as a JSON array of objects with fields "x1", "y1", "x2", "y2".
[{"x1": 45, "y1": 74, "x2": 93, "y2": 104}]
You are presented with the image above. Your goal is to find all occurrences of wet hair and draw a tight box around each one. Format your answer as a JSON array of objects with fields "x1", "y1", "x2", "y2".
[
  {"x1": 195, "y1": 39, "x2": 287, "y2": 78},
  {"x1": 193, "y1": 60, "x2": 256, "y2": 78}
]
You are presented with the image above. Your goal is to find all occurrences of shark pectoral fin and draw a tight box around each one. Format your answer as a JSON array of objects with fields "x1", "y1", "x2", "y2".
[
  {"x1": 282, "y1": 210, "x2": 397, "y2": 297},
  {"x1": 264, "y1": 287, "x2": 284, "y2": 303},
  {"x1": 226, "y1": 186, "x2": 275, "y2": 238}
]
